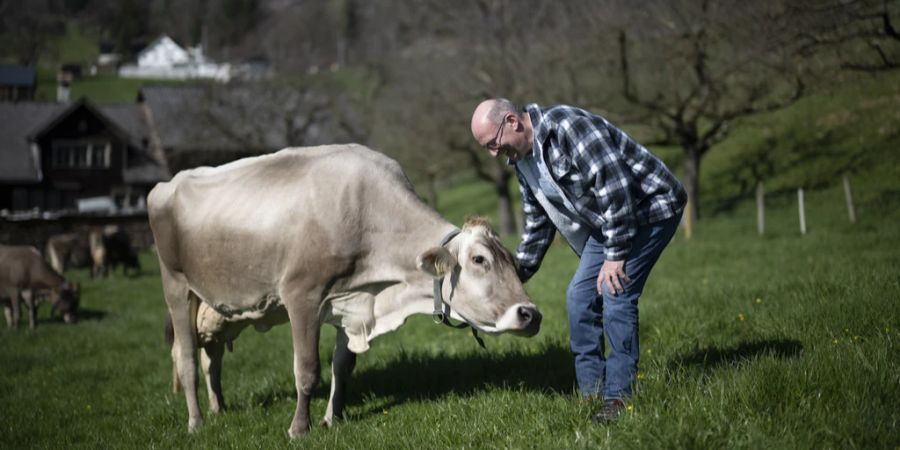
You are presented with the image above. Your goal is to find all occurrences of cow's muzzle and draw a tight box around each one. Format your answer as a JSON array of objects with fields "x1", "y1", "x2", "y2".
[
  {"x1": 516, "y1": 305, "x2": 542, "y2": 337},
  {"x1": 495, "y1": 303, "x2": 541, "y2": 337}
]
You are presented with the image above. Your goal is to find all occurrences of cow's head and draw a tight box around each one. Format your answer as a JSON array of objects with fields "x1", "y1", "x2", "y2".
[
  {"x1": 51, "y1": 281, "x2": 80, "y2": 324},
  {"x1": 417, "y1": 217, "x2": 541, "y2": 337}
]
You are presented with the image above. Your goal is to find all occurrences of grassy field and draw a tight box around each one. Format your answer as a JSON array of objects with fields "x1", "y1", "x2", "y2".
[{"x1": 3, "y1": 75, "x2": 900, "y2": 448}]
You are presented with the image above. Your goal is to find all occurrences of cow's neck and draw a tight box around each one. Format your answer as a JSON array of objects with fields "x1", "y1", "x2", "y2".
[
  {"x1": 364, "y1": 216, "x2": 460, "y2": 341},
  {"x1": 32, "y1": 262, "x2": 66, "y2": 289}
]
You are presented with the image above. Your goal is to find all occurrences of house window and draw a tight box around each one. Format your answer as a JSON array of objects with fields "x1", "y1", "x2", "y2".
[{"x1": 51, "y1": 141, "x2": 112, "y2": 169}]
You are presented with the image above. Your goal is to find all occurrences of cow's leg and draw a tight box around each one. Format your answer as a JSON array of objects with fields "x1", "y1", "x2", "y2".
[
  {"x1": 7, "y1": 289, "x2": 21, "y2": 330},
  {"x1": 322, "y1": 327, "x2": 356, "y2": 427},
  {"x1": 23, "y1": 289, "x2": 37, "y2": 330},
  {"x1": 160, "y1": 263, "x2": 202, "y2": 433},
  {"x1": 282, "y1": 283, "x2": 323, "y2": 438},
  {"x1": 3, "y1": 289, "x2": 15, "y2": 329},
  {"x1": 200, "y1": 341, "x2": 226, "y2": 414}
]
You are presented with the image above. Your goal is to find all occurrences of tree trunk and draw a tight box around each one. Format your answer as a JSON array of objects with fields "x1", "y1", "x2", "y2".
[
  {"x1": 495, "y1": 168, "x2": 516, "y2": 236},
  {"x1": 683, "y1": 148, "x2": 701, "y2": 225}
]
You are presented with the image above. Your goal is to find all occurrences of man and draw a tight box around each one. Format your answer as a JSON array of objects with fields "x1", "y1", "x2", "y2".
[{"x1": 470, "y1": 99, "x2": 686, "y2": 423}]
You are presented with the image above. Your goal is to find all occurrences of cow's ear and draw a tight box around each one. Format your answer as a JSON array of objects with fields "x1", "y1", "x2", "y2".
[{"x1": 416, "y1": 247, "x2": 458, "y2": 278}]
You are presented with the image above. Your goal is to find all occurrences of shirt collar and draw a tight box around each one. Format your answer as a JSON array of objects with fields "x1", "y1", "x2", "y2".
[
  {"x1": 525, "y1": 103, "x2": 550, "y2": 146},
  {"x1": 508, "y1": 103, "x2": 545, "y2": 167}
]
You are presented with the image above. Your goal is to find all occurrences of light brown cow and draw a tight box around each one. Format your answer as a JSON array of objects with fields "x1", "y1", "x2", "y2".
[
  {"x1": 0, "y1": 245, "x2": 80, "y2": 329},
  {"x1": 45, "y1": 232, "x2": 91, "y2": 274},
  {"x1": 148, "y1": 144, "x2": 541, "y2": 438}
]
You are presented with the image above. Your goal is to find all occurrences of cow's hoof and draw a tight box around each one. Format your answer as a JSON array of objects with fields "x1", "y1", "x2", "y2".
[
  {"x1": 320, "y1": 415, "x2": 344, "y2": 428},
  {"x1": 287, "y1": 424, "x2": 310, "y2": 439},
  {"x1": 187, "y1": 418, "x2": 203, "y2": 433}
]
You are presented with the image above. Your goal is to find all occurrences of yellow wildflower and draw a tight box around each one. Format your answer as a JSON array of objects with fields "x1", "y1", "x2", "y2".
[
  {"x1": 738, "y1": 313, "x2": 745, "y2": 321},
  {"x1": 755, "y1": 297, "x2": 762, "y2": 304},
  {"x1": 636, "y1": 372, "x2": 645, "y2": 380},
  {"x1": 832, "y1": 339, "x2": 839, "y2": 344},
  {"x1": 626, "y1": 404, "x2": 634, "y2": 412}
]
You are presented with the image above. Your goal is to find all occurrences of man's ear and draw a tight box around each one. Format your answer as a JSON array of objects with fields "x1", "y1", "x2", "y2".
[{"x1": 416, "y1": 247, "x2": 458, "y2": 278}]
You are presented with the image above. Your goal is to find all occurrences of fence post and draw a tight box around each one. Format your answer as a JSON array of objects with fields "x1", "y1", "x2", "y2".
[
  {"x1": 843, "y1": 174, "x2": 856, "y2": 224},
  {"x1": 756, "y1": 180, "x2": 765, "y2": 236},
  {"x1": 683, "y1": 196, "x2": 693, "y2": 239},
  {"x1": 798, "y1": 187, "x2": 807, "y2": 235}
]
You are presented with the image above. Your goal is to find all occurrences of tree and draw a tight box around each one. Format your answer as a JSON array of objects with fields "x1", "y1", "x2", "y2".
[
  {"x1": 605, "y1": 0, "x2": 807, "y2": 224},
  {"x1": 370, "y1": 0, "x2": 590, "y2": 235},
  {"x1": 795, "y1": 0, "x2": 900, "y2": 72},
  {"x1": 0, "y1": 0, "x2": 65, "y2": 66}
]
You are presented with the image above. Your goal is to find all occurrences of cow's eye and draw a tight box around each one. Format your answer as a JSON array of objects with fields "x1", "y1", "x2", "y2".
[{"x1": 472, "y1": 255, "x2": 485, "y2": 265}]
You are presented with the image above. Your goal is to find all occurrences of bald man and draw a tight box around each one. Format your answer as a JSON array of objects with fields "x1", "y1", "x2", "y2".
[{"x1": 471, "y1": 99, "x2": 686, "y2": 423}]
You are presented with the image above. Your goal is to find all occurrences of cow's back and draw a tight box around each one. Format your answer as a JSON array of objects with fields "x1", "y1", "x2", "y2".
[
  {"x1": 0, "y1": 245, "x2": 62, "y2": 291},
  {"x1": 148, "y1": 144, "x2": 420, "y2": 308}
]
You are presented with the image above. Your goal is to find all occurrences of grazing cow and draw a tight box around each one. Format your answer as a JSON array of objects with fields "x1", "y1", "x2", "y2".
[
  {"x1": 45, "y1": 232, "x2": 91, "y2": 274},
  {"x1": 0, "y1": 245, "x2": 80, "y2": 329},
  {"x1": 149, "y1": 144, "x2": 542, "y2": 437},
  {"x1": 89, "y1": 227, "x2": 141, "y2": 278}
]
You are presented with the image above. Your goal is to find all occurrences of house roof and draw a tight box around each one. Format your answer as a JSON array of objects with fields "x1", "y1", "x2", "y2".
[
  {"x1": 28, "y1": 98, "x2": 142, "y2": 149},
  {"x1": 0, "y1": 65, "x2": 36, "y2": 87},
  {"x1": 0, "y1": 98, "x2": 169, "y2": 184},
  {"x1": 0, "y1": 102, "x2": 66, "y2": 182},
  {"x1": 99, "y1": 103, "x2": 148, "y2": 146}
]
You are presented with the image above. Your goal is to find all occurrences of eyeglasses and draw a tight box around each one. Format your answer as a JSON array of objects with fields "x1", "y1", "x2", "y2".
[{"x1": 484, "y1": 120, "x2": 505, "y2": 150}]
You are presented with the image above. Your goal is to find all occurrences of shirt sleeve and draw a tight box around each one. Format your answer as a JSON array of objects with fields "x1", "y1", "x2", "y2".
[
  {"x1": 514, "y1": 168, "x2": 557, "y2": 282},
  {"x1": 565, "y1": 118, "x2": 638, "y2": 261}
]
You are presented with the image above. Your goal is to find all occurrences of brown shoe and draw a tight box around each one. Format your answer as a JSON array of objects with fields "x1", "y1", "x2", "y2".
[{"x1": 592, "y1": 399, "x2": 626, "y2": 424}]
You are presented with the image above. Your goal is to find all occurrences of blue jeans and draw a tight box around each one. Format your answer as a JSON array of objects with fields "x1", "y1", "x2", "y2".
[{"x1": 566, "y1": 213, "x2": 681, "y2": 399}]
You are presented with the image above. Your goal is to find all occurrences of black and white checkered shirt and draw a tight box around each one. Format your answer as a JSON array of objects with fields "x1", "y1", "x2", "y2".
[{"x1": 515, "y1": 104, "x2": 687, "y2": 281}]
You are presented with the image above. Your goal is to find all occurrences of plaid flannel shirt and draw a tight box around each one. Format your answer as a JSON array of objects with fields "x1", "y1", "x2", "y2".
[{"x1": 515, "y1": 104, "x2": 687, "y2": 282}]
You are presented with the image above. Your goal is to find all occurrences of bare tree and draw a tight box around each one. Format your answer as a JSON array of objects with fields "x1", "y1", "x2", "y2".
[
  {"x1": 794, "y1": 0, "x2": 900, "y2": 72},
  {"x1": 0, "y1": 0, "x2": 64, "y2": 66},
  {"x1": 371, "y1": 0, "x2": 590, "y2": 235},
  {"x1": 603, "y1": 0, "x2": 807, "y2": 223}
]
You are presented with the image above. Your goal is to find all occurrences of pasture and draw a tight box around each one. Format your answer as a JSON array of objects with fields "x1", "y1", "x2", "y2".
[
  {"x1": 1, "y1": 174, "x2": 898, "y2": 449},
  {"x1": 3, "y1": 74, "x2": 900, "y2": 449}
]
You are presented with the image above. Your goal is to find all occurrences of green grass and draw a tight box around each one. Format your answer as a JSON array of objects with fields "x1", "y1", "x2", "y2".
[
  {"x1": 1, "y1": 175, "x2": 897, "y2": 449},
  {"x1": 2, "y1": 74, "x2": 899, "y2": 449}
]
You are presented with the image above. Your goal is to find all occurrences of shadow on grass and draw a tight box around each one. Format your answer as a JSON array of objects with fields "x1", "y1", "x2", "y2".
[
  {"x1": 33, "y1": 307, "x2": 107, "y2": 326},
  {"x1": 668, "y1": 338, "x2": 803, "y2": 370},
  {"x1": 240, "y1": 343, "x2": 576, "y2": 416},
  {"x1": 75, "y1": 307, "x2": 107, "y2": 321},
  {"x1": 348, "y1": 343, "x2": 575, "y2": 418}
]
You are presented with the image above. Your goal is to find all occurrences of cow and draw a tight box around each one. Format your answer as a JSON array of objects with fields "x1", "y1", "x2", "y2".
[
  {"x1": 148, "y1": 144, "x2": 542, "y2": 438},
  {"x1": 45, "y1": 232, "x2": 92, "y2": 274},
  {"x1": 89, "y1": 226, "x2": 141, "y2": 278},
  {"x1": 1, "y1": 244, "x2": 80, "y2": 329}
]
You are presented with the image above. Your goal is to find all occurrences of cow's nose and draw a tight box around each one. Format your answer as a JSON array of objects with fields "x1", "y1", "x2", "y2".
[{"x1": 518, "y1": 305, "x2": 541, "y2": 325}]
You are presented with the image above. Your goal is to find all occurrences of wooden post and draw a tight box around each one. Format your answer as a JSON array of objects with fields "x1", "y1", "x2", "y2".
[
  {"x1": 798, "y1": 188, "x2": 807, "y2": 235},
  {"x1": 683, "y1": 196, "x2": 693, "y2": 239},
  {"x1": 843, "y1": 174, "x2": 856, "y2": 224},
  {"x1": 756, "y1": 181, "x2": 765, "y2": 236}
]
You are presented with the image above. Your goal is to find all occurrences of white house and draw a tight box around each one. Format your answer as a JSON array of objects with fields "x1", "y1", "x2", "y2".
[{"x1": 119, "y1": 35, "x2": 231, "y2": 82}]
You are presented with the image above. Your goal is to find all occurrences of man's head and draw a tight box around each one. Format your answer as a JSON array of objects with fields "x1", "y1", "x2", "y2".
[{"x1": 471, "y1": 98, "x2": 533, "y2": 162}]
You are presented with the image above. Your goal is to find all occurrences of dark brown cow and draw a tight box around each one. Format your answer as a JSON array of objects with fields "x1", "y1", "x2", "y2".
[{"x1": 0, "y1": 245, "x2": 80, "y2": 329}]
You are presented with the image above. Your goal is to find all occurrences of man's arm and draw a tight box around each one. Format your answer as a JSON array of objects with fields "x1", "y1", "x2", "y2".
[
  {"x1": 564, "y1": 117, "x2": 638, "y2": 261},
  {"x1": 514, "y1": 169, "x2": 556, "y2": 283}
]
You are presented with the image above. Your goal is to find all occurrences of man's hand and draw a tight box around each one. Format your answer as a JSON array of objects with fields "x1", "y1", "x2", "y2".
[{"x1": 597, "y1": 260, "x2": 630, "y2": 296}]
